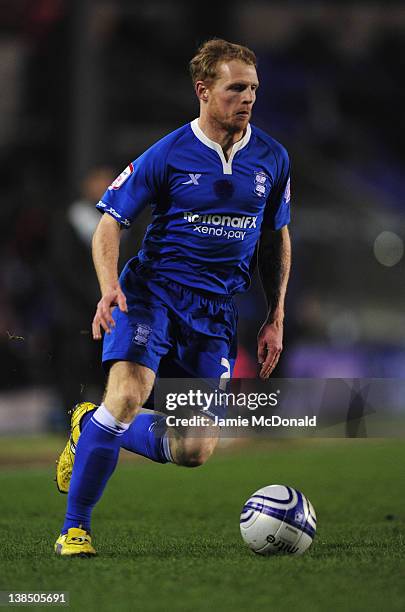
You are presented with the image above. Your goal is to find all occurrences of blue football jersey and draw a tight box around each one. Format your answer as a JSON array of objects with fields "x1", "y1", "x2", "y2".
[{"x1": 97, "y1": 119, "x2": 291, "y2": 295}]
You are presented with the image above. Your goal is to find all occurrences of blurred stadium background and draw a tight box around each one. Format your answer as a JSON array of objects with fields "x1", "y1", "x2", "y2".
[{"x1": 0, "y1": 0, "x2": 404, "y2": 435}]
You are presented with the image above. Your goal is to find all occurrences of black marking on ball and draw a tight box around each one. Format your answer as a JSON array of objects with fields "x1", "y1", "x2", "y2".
[{"x1": 213, "y1": 179, "x2": 234, "y2": 200}]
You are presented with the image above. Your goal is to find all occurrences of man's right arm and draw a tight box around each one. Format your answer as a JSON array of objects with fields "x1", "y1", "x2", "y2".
[{"x1": 91, "y1": 213, "x2": 128, "y2": 340}]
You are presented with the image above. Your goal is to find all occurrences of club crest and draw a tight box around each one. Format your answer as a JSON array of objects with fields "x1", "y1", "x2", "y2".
[
  {"x1": 253, "y1": 171, "x2": 269, "y2": 198},
  {"x1": 132, "y1": 323, "x2": 152, "y2": 346}
]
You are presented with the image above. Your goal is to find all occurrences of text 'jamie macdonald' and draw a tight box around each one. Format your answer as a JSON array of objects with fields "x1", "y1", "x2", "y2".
[{"x1": 165, "y1": 415, "x2": 317, "y2": 428}]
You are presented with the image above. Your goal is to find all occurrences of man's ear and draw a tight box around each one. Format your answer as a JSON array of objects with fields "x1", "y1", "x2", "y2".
[{"x1": 195, "y1": 80, "x2": 209, "y2": 102}]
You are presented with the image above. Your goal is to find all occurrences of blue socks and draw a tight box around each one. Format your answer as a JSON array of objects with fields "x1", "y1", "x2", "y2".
[
  {"x1": 62, "y1": 405, "x2": 173, "y2": 533},
  {"x1": 62, "y1": 404, "x2": 129, "y2": 534},
  {"x1": 121, "y1": 413, "x2": 172, "y2": 463},
  {"x1": 80, "y1": 409, "x2": 172, "y2": 464}
]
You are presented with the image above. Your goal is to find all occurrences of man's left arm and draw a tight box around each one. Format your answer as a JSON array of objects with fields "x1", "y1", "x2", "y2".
[{"x1": 257, "y1": 224, "x2": 291, "y2": 379}]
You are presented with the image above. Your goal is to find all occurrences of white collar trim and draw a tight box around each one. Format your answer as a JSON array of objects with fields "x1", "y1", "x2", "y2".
[{"x1": 190, "y1": 118, "x2": 251, "y2": 175}]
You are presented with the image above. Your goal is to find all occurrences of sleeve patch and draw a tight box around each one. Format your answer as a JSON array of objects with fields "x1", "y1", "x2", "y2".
[
  {"x1": 108, "y1": 163, "x2": 134, "y2": 190},
  {"x1": 284, "y1": 177, "x2": 291, "y2": 203}
]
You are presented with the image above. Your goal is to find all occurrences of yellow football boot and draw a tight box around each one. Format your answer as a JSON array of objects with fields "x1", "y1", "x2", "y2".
[
  {"x1": 55, "y1": 402, "x2": 96, "y2": 494},
  {"x1": 55, "y1": 527, "x2": 96, "y2": 557}
]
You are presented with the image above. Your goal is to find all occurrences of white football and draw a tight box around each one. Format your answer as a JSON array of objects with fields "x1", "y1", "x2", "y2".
[{"x1": 240, "y1": 484, "x2": 317, "y2": 556}]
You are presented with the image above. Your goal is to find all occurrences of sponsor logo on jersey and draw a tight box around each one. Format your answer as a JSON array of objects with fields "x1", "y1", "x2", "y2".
[
  {"x1": 253, "y1": 171, "x2": 269, "y2": 197},
  {"x1": 181, "y1": 173, "x2": 201, "y2": 185},
  {"x1": 183, "y1": 212, "x2": 258, "y2": 241},
  {"x1": 109, "y1": 163, "x2": 134, "y2": 190},
  {"x1": 183, "y1": 212, "x2": 257, "y2": 229}
]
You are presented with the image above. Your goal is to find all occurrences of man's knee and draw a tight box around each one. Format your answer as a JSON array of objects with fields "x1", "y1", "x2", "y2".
[
  {"x1": 104, "y1": 361, "x2": 155, "y2": 422},
  {"x1": 172, "y1": 434, "x2": 219, "y2": 468},
  {"x1": 112, "y1": 385, "x2": 143, "y2": 419}
]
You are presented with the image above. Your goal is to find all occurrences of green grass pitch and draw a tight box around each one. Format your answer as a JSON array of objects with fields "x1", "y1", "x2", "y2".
[{"x1": 0, "y1": 438, "x2": 404, "y2": 611}]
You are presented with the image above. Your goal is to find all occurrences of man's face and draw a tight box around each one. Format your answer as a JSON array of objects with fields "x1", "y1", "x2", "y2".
[{"x1": 203, "y1": 60, "x2": 259, "y2": 133}]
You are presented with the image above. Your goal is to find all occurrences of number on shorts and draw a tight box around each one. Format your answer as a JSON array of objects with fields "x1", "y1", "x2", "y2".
[{"x1": 219, "y1": 357, "x2": 231, "y2": 390}]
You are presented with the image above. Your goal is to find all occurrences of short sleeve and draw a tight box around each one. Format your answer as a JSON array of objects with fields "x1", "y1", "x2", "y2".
[
  {"x1": 264, "y1": 147, "x2": 291, "y2": 230},
  {"x1": 96, "y1": 144, "x2": 166, "y2": 228}
]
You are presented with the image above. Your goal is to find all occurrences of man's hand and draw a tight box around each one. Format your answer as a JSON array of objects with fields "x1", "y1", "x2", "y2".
[
  {"x1": 257, "y1": 320, "x2": 283, "y2": 379},
  {"x1": 92, "y1": 285, "x2": 128, "y2": 340}
]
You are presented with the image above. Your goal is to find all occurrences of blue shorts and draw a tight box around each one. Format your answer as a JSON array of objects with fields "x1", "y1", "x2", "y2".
[{"x1": 102, "y1": 258, "x2": 238, "y2": 383}]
